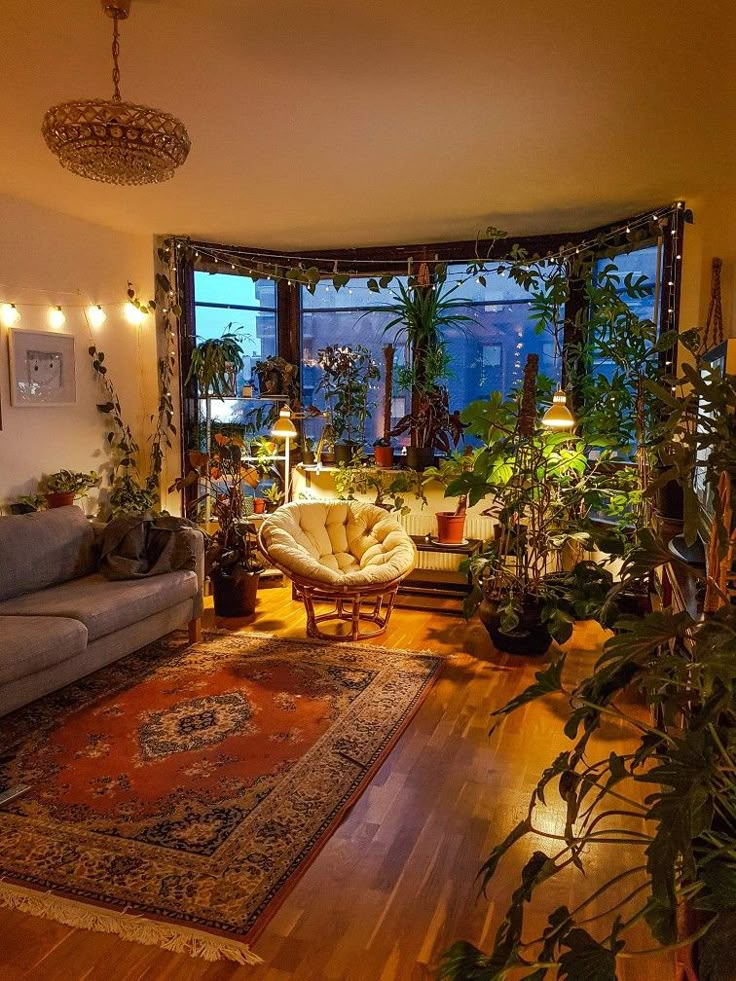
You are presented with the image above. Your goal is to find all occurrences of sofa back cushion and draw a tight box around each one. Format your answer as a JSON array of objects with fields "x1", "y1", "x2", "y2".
[{"x1": 0, "y1": 506, "x2": 97, "y2": 601}]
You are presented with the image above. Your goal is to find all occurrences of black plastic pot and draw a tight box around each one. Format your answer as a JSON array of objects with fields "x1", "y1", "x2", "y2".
[
  {"x1": 212, "y1": 568, "x2": 261, "y2": 617},
  {"x1": 479, "y1": 596, "x2": 552, "y2": 657},
  {"x1": 656, "y1": 470, "x2": 684, "y2": 533},
  {"x1": 9, "y1": 503, "x2": 37, "y2": 515},
  {"x1": 334, "y1": 443, "x2": 357, "y2": 466},
  {"x1": 405, "y1": 446, "x2": 434, "y2": 471}
]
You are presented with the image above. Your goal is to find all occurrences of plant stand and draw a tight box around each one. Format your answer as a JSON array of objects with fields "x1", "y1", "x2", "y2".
[{"x1": 396, "y1": 535, "x2": 481, "y2": 613}]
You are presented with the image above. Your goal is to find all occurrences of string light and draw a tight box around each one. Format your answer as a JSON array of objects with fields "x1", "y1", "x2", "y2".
[
  {"x1": 124, "y1": 301, "x2": 146, "y2": 325},
  {"x1": 0, "y1": 303, "x2": 20, "y2": 326},
  {"x1": 87, "y1": 304, "x2": 106, "y2": 328},
  {"x1": 49, "y1": 305, "x2": 66, "y2": 329}
]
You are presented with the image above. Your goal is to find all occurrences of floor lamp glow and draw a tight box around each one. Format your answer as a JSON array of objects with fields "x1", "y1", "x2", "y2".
[{"x1": 271, "y1": 405, "x2": 297, "y2": 503}]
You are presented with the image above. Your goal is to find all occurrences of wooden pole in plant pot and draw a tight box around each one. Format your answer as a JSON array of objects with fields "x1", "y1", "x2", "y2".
[{"x1": 383, "y1": 344, "x2": 394, "y2": 442}]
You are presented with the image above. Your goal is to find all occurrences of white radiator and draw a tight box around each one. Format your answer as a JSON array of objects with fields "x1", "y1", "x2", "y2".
[{"x1": 399, "y1": 512, "x2": 494, "y2": 571}]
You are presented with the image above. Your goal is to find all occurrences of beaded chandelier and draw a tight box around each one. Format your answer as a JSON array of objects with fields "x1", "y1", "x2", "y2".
[{"x1": 41, "y1": 0, "x2": 190, "y2": 186}]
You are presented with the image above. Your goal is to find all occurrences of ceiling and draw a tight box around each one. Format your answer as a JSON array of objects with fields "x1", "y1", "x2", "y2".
[{"x1": 2, "y1": 0, "x2": 735, "y2": 248}]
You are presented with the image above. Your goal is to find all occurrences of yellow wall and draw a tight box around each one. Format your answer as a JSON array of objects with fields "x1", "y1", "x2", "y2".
[
  {"x1": 0, "y1": 195, "x2": 156, "y2": 512},
  {"x1": 680, "y1": 192, "x2": 736, "y2": 340}
]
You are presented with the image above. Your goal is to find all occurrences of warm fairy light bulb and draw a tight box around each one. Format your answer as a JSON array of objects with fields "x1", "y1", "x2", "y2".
[
  {"x1": 49, "y1": 305, "x2": 66, "y2": 328},
  {"x1": 0, "y1": 303, "x2": 20, "y2": 327},
  {"x1": 542, "y1": 390, "x2": 576, "y2": 430},
  {"x1": 88, "y1": 304, "x2": 106, "y2": 328},
  {"x1": 124, "y1": 301, "x2": 146, "y2": 325}
]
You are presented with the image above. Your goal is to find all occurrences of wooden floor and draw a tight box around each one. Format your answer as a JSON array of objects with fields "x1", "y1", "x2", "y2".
[{"x1": 0, "y1": 584, "x2": 671, "y2": 981}]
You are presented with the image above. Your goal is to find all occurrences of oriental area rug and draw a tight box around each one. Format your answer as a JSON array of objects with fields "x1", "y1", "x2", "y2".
[{"x1": 0, "y1": 631, "x2": 441, "y2": 964}]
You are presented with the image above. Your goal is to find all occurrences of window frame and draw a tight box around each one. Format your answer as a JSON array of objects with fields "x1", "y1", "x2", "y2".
[{"x1": 174, "y1": 207, "x2": 686, "y2": 475}]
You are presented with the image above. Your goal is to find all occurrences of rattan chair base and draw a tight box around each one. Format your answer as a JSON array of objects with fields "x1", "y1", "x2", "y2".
[{"x1": 302, "y1": 583, "x2": 399, "y2": 642}]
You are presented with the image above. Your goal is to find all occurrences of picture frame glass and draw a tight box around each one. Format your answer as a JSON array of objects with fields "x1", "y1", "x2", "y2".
[{"x1": 9, "y1": 329, "x2": 77, "y2": 407}]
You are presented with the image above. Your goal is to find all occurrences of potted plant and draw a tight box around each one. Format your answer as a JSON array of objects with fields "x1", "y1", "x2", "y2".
[
  {"x1": 390, "y1": 382, "x2": 465, "y2": 470},
  {"x1": 372, "y1": 266, "x2": 471, "y2": 469},
  {"x1": 185, "y1": 326, "x2": 246, "y2": 399},
  {"x1": 263, "y1": 482, "x2": 284, "y2": 513},
  {"x1": 424, "y1": 451, "x2": 478, "y2": 544},
  {"x1": 316, "y1": 420, "x2": 337, "y2": 466},
  {"x1": 301, "y1": 434, "x2": 316, "y2": 467},
  {"x1": 41, "y1": 469, "x2": 99, "y2": 509},
  {"x1": 449, "y1": 356, "x2": 612, "y2": 655},
  {"x1": 8, "y1": 493, "x2": 46, "y2": 515},
  {"x1": 333, "y1": 460, "x2": 428, "y2": 514},
  {"x1": 315, "y1": 345, "x2": 379, "y2": 464},
  {"x1": 170, "y1": 434, "x2": 263, "y2": 617},
  {"x1": 373, "y1": 436, "x2": 394, "y2": 469}
]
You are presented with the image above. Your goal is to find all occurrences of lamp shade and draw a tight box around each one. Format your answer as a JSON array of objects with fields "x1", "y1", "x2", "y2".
[
  {"x1": 541, "y1": 390, "x2": 576, "y2": 430},
  {"x1": 271, "y1": 404, "x2": 297, "y2": 439}
]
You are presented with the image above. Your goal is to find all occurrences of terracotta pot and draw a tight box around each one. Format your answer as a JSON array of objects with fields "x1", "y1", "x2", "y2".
[
  {"x1": 320, "y1": 450, "x2": 335, "y2": 467},
  {"x1": 405, "y1": 446, "x2": 434, "y2": 471},
  {"x1": 212, "y1": 568, "x2": 260, "y2": 618},
  {"x1": 253, "y1": 498, "x2": 266, "y2": 514},
  {"x1": 479, "y1": 596, "x2": 552, "y2": 657},
  {"x1": 45, "y1": 492, "x2": 75, "y2": 509},
  {"x1": 436, "y1": 512, "x2": 466, "y2": 544},
  {"x1": 373, "y1": 445, "x2": 394, "y2": 468}
]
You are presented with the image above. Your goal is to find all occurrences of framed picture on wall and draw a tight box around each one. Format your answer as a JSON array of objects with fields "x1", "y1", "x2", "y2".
[{"x1": 8, "y1": 328, "x2": 77, "y2": 407}]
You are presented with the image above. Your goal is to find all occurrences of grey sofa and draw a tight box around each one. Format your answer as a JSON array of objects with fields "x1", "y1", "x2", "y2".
[{"x1": 0, "y1": 506, "x2": 204, "y2": 716}]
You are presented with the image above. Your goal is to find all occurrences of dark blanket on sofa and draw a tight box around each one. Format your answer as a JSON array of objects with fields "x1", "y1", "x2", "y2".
[{"x1": 99, "y1": 515, "x2": 199, "y2": 580}]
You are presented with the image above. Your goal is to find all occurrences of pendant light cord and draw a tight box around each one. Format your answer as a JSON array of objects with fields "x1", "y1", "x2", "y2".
[{"x1": 111, "y1": 12, "x2": 121, "y2": 101}]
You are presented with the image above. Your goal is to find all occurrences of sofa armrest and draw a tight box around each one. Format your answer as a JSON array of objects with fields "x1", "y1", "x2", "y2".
[{"x1": 180, "y1": 526, "x2": 206, "y2": 617}]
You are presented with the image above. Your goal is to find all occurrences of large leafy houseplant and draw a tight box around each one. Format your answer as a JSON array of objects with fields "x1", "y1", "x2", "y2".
[
  {"x1": 448, "y1": 355, "x2": 612, "y2": 653},
  {"x1": 440, "y1": 357, "x2": 736, "y2": 980},
  {"x1": 185, "y1": 326, "x2": 245, "y2": 399},
  {"x1": 373, "y1": 266, "x2": 472, "y2": 467},
  {"x1": 170, "y1": 434, "x2": 263, "y2": 617},
  {"x1": 315, "y1": 345, "x2": 379, "y2": 461}
]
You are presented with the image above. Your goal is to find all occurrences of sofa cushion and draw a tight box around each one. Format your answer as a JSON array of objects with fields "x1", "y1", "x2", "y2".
[
  {"x1": 0, "y1": 571, "x2": 198, "y2": 642},
  {"x1": 0, "y1": 506, "x2": 97, "y2": 601},
  {"x1": 0, "y1": 616, "x2": 88, "y2": 686}
]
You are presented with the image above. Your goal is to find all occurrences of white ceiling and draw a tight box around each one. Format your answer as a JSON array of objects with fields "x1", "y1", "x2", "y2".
[{"x1": 2, "y1": 0, "x2": 735, "y2": 248}]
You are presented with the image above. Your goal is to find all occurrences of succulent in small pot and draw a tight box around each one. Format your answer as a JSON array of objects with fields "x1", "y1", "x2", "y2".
[
  {"x1": 41, "y1": 470, "x2": 99, "y2": 509},
  {"x1": 263, "y1": 483, "x2": 284, "y2": 513},
  {"x1": 373, "y1": 437, "x2": 394, "y2": 469}
]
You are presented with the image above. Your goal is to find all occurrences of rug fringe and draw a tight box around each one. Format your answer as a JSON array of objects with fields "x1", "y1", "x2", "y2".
[{"x1": 0, "y1": 880, "x2": 262, "y2": 965}]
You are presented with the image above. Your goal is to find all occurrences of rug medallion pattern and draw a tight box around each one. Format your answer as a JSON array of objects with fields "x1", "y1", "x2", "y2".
[{"x1": 0, "y1": 632, "x2": 441, "y2": 944}]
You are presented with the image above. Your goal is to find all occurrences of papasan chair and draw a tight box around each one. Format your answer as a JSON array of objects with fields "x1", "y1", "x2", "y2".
[{"x1": 258, "y1": 500, "x2": 416, "y2": 641}]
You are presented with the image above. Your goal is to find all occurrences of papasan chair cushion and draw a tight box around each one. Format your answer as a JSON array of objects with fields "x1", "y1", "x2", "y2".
[{"x1": 259, "y1": 500, "x2": 416, "y2": 590}]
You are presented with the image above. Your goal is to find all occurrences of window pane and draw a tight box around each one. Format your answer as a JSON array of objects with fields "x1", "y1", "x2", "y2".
[
  {"x1": 193, "y1": 271, "x2": 276, "y2": 308},
  {"x1": 301, "y1": 305, "x2": 404, "y2": 447},
  {"x1": 443, "y1": 303, "x2": 559, "y2": 411},
  {"x1": 591, "y1": 244, "x2": 660, "y2": 382},
  {"x1": 446, "y1": 262, "x2": 537, "y2": 302},
  {"x1": 190, "y1": 271, "x2": 279, "y2": 447}
]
